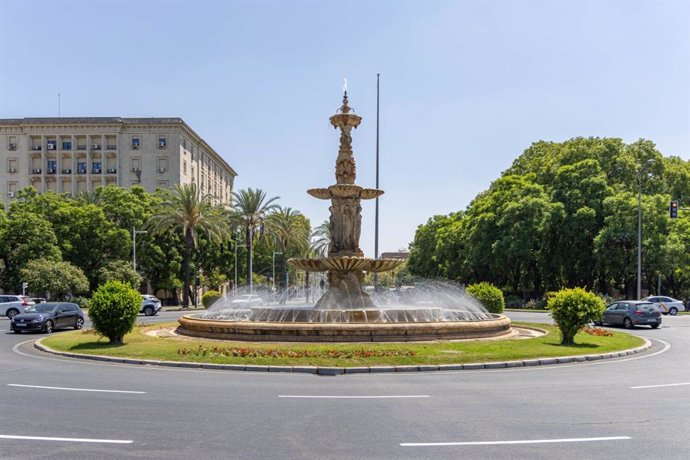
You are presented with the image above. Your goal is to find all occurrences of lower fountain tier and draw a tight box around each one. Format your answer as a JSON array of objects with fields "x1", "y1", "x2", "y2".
[
  {"x1": 177, "y1": 314, "x2": 512, "y2": 343},
  {"x1": 288, "y1": 256, "x2": 403, "y2": 273}
]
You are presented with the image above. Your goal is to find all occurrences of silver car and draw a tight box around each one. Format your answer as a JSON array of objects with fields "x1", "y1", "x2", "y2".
[
  {"x1": 0, "y1": 295, "x2": 35, "y2": 319},
  {"x1": 642, "y1": 296, "x2": 685, "y2": 316}
]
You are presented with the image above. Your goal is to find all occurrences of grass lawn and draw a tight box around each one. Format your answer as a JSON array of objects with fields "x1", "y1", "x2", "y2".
[{"x1": 39, "y1": 322, "x2": 644, "y2": 368}]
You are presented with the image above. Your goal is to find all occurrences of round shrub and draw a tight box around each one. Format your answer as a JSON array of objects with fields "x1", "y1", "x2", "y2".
[
  {"x1": 89, "y1": 281, "x2": 141, "y2": 344},
  {"x1": 202, "y1": 290, "x2": 222, "y2": 308},
  {"x1": 466, "y1": 282, "x2": 505, "y2": 314},
  {"x1": 547, "y1": 287, "x2": 606, "y2": 345}
]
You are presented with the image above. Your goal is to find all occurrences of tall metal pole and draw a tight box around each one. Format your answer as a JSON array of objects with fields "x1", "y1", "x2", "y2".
[
  {"x1": 234, "y1": 230, "x2": 238, "y2": 295},
  {"x1": 637, "y1": 159, "x2": 655, "y2": 299},
  {"x1": 132, "y1": 226, "x2": 137, "y2": 272},
  {"x1": 249, "y1": 227, "x2": 254, "y2": 294},
  {"x1": 637, "y1": 175, "x2": 642, "y2": 299},
  {"x1": 374, "y1": 73, "x2": 380, "y2": 289}
]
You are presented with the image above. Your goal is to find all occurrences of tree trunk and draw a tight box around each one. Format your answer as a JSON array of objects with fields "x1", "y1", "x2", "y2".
[
  {"x1": 182, "y1": 230, "x2": 194, "y2": 308},
  {"x1": 245, "y1": 226, "x2": 252, "y2": 290}
]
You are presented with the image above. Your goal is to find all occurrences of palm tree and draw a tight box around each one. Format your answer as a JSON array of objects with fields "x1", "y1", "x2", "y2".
[
  {"x1": 311, "y1": 220, "x2": 331, "y2": 257},
  {"x1": 146, "y1": 183, "x2": 228, "y2": 307},
  {"x1": 265, "y1": 207, "x2": 310, "y2": 301},
  {"x1": 230, "y1": 188, "x2": 280, "y2": 292}
]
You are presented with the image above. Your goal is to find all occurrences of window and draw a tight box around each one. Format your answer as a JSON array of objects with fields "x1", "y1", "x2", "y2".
[
  {"x1": 77, "y1": 162, "x2": 87, "y2": 174},
  {"x1": 157, "y1": 157, "x2": 168, "y2": 173},
  {"x1": 131, "y1": 158, "x2": 141, "y2": 172},
  {"x1": 62, "y1": 141, "x2": 72, "y2": 150},
  {"x1": 47, "y1": 160, "x2": 57, "y2": 174},
  {"x1": 8, "y1": 136, "x2": 17, "y2": 150},
  {"x1": 7, "y1": 158, "x2": 17, "y2": 173},
  {"x1": 131, "y1": 136, "x2": 140, "y2": 150},
  {"x1": 183, "y1": 161, "x2": 187, "y2": 174},
  {"x1": 92, "y1": 162, "x2": 102, "y2": 173},
  {"x1": 157, "y1": 180, "x2": 169, "y2": 189},
  {"x1": 47, "y1": 140, "x2": 57, "y2": 150},
  {"x1": 158, "y1": 136, "x2": 167, "y2": 149}
]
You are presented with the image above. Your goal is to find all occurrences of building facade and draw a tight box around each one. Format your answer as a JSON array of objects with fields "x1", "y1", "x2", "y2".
[{"x1": 0, "y1": 117, "x2": 236, "y2": 204}]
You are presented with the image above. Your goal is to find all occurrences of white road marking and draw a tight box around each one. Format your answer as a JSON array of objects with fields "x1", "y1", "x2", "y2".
[
  {"x1": 401, "y1": 436, "x2": 631, "y2": 447},
  {"x1": 7, "y1": 384, "x2": 145, "y2": 394},
  {"x1": 0, "y1": 434, "x2": 132, "y2": 444},
  {"x1": 279, "y1": 395, "x2": 429, "y2": 399},
  {"x1": 631, "y1": 382, "x2": 690, "y2": 390}
]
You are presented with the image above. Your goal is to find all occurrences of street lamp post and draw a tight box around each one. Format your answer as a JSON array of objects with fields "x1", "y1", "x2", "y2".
[
  {"x1": 272, "y1": 251, "x2": 283, "y2": 293},
  {"x1": 132, "y1": 227, "x2": 148, "y2": 273},
  {"x1": 233, "y1": 229, "x2": 239, "y2": 296},
  {"x1": 637, "y1": 159, "x2": 655, "y2": 299}
]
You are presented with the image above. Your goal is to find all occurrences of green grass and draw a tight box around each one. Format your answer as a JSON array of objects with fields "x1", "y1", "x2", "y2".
[{"x1": 39, "y1": 322, "x2": 644, "y2": 367}]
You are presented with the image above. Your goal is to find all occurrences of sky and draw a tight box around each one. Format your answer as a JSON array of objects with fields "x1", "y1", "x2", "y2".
[{"x1": 1, "y1": 0, "x2": 688, "y2": 256}]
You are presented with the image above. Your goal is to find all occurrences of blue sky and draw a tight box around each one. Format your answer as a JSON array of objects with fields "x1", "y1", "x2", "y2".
[{"x1": 1, "y1": 0, "x2": 688, "y2": 255}]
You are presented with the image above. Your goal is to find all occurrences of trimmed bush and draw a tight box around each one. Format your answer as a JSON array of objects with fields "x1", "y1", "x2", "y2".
[
  {"x1": 72, "y1": 296, "x2": 90, "y2": 311},
  {"x1": 202, "y1": 290, "x2": 222, "y2": 309},
  {"x1": 547, "y1": 288, "x2": 606, "y2": 345},
  {"x1": 466, "y1": 282, "x2": 505, "y2": 314},
  {"x1": 89, "y1": 281, "x2": 141, "y2": 344}
]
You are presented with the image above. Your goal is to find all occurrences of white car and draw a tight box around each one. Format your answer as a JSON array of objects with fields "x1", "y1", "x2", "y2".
[
  {"x1": 230, "y1": 294, "x2": 263, "y2": 308},
  {"x1": 140, "y1": 295, "x2": 162, "y2": 316},
  {"x1": 642, "y1": 296, "x2": 685, "y2": 316},
  {"x1": 0, "y1": 295, "x2": 35, "y2": 319}
]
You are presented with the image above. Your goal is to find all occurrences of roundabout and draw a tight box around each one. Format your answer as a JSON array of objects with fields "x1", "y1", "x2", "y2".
[{"x1": 1, "y1": 311, "x2": 688, "y2": 459}]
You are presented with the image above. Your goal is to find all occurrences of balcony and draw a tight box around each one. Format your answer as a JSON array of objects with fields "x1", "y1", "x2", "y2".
[
  {"x1": 106, "y1": 145, "x2": 117, "y2": 150},
  {"x1": 31, "y1": 168, "x2": 42, "y2": 174},
  {"x1": 62, "y1": 168, "x2": 72, "y2": 174},
  {"x1": 8, "y1": 143, "x2": 17, "y2": 150},
  {"x1": 47, "y1": 169, "x2": 56, "y2": 174},
  {"x1": 31, "y1": 145, "x2": 42, "y2": 151},
  {"x1": 61, "y1": 143, "x2": 72, "y2": 150},
  {"x1": 106, "y1": 168, "x2": 117, "y2": 174},
  {"x1": 77, "y1": 169, "x2": 87, "y2": 175},
  {"x1": 91, "y1": 144, "x2": 101, "y2": 150},
  {"x1": 92, "y1": 169, "x2": 102, "y2": 174},
  {"x1": 76, "y1": 145, "x2": 87, "y2": 150}
]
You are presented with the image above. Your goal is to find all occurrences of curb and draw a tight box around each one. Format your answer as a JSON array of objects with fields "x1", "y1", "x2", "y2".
[{"x1": 33, "y1": 338, "x2": 652, "y2": 375}]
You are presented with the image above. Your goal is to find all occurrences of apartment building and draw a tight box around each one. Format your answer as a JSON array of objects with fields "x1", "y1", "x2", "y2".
[{"x1": 0, "y1": 117, "x2": 237, "y2": 204}]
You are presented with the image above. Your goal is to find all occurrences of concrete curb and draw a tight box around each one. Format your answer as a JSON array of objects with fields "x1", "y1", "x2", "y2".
[{"x1": 33, "y1": 337, "x2": 652, "y2": 375}]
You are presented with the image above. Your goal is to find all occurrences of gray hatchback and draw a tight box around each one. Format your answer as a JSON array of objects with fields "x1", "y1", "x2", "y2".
[{"x1": 594, "y1": 301, "x2": 661, "y2": 329}]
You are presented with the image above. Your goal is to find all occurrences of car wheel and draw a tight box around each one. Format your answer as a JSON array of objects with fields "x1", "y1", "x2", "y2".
[
  {"x1": 74, "y1": 317, "x2": 84, "y2": 330},
  {"x1": 6, "y1": 308, "x2": 19, "y2": 320},
  {"x1": 669, "y1": 307, "x2": 678, "y2": 316},
  {"x1": 13, "y1": 330, "x2": 21, "y2": 334},
  {"x1": 143, "y1": 306, "x2": 154, "y2": 316},
  {"x1": 623, "y1": 318, "x2": 633, "y2": 329},
  {"x1": 651, "y1": 323, "x2": 660, "y2": 329},
  {"x1": 44, "y1": 320, "x2": 53, "y2": 334}
]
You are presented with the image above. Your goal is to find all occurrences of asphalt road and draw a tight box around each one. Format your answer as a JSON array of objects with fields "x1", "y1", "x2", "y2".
[{"x1": 1, "y1": 311, "x2": 689, "y2": 459}]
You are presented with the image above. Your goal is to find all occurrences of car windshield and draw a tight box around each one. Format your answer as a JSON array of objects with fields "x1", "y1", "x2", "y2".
[
  {"x1": 25, "y1": 304, "x2": 59, "y2": 313},
  {"x1": 635, "y1": 303, "x2": 655, "y2": 310}
]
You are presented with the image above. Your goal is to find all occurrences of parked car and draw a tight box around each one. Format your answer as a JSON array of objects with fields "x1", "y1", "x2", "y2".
[
  {"x1": 10, "y1": 302, "x2": 84, "y2": 333},
  {"x1": 641, "y1": 296, "x2": 685, "y2": 316},
  {"x1": 140, "y1": 295, "x2": 162, "y2": 316},
  {"x1": 31, "y1": 297, "x2": 47, "y2": 304},
  {"x1": 0, "y1": 295, "x2": 35, "y2": 319},
  {"x1": 594, "y1": 301, "x2": 661, "y2": 329},
  {"x1": 230, "y1": 294, "x2": 264, "y2": 308}
]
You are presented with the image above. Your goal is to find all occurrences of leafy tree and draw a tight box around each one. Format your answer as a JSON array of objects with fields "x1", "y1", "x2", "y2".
[
  {"x1": 89, "y1": 281, "x2": 141, "y2": 344},
  {"x1": 547, "y1": 288, "x2": 605, "y2": 345},
  {"x1": 265, "y1": 207, "x2": 310, "y2": 295},
  {"x1": 0, "y1": 211, "x2": 62, "y2": 292},
  {"x1": 230, "y1": 188, "x2": 280, "y2": 289},
  {"x1": 146, "y1": 183, "x2": 228, "y2": 307},
  {"x1": 96, "y1": 260, "x2": 142, "y2": 290},
  {"x1": 20, "y1": 259, "x2": 89, "y2": 300},
  {"x1": 311, "y1": 220, "x2": 330, "y2": 257}
]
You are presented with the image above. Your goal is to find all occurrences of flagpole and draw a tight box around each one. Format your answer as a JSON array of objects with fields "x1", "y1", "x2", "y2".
[{"x1": 374, "y1": 73, "x2": 380, "y2": 289}]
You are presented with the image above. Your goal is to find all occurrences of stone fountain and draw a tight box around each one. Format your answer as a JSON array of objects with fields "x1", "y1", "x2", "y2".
[{"x1": 177, "y1": 90, "x2": 512, "y2": 342}]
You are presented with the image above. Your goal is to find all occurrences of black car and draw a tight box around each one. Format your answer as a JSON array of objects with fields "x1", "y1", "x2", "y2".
[
  {"x1": 10, "y1": 302, "x2": 84, "y2": 334},
  {"x1": 594, "y1": 301, "x2": 661, "y2": 329}
]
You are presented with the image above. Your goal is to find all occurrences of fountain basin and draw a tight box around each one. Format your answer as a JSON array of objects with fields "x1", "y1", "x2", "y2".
[{"x1": 177, "y1": 313, "x2": 512, "y2": 342}]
